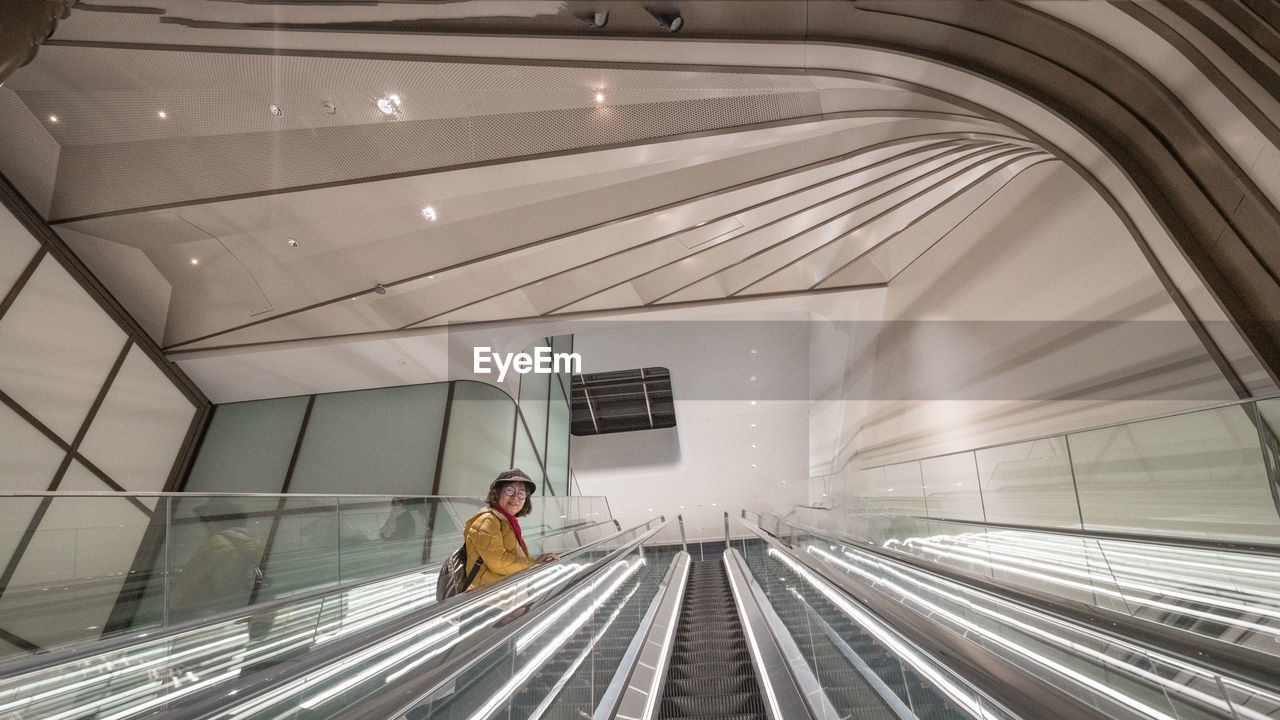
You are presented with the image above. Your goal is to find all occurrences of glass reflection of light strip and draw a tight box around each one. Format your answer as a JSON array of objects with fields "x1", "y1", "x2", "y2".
[
  {"x1": 903, "y1": 534, "x2": 1280, "y2": 630},
  {"x1": 526, "y1": 583, "x2": 642, "y2": 720},
  {"x1": 974, "y1": 531, "x2": 1280, "y2": 583},
  {"x1": 296, "y1": 565, "x2": 579, "y2": 710},
  {"x1": 0, "y1": 630, "x2": 246, "y2": 714},
  {"x1": 766, "y1": 549, "x2": 993, "y2": 720},
  {"x1": 936, "y1": 535, "x2": 1280, "y2": 612},
  {"x1": 96, "y1": 670, "x2": 242, "y2": 720},
  {"x1": 818, "y1": 546, "x2": 1219, "y2": 720},
  {"x1": 897, "y1": 540, "x2": 1280, "y2": 635},
  {"x1": 517, "y1": 562, "x2": 615, "y2": 653},
  {"x1": 941, "y1": 530, "x2": 1280, "y2": 589},
  {"x1": 467, "y1": 559, "x2": 644, "y2": 720},
  {"x1": 232, "y1": 565, "x2": 579, "y2": 717}
]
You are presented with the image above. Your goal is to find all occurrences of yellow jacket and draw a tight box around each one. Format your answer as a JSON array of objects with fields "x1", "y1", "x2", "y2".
[{"x1": 464, "y1": 508, "x2": 534, "y2": 591}]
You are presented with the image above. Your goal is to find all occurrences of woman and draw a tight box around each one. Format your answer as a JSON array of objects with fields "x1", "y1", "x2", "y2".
[{"x1": 464, "y1": 469, "x2": 559, "y2": 591}]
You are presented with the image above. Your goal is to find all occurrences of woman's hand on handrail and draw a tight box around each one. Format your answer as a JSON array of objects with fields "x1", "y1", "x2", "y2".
[{"x1": 536, "y1": 552, "x2": 560, "y2": 564}]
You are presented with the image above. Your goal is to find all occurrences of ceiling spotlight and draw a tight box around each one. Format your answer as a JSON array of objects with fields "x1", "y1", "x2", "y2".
[
  {"x1": 287, "y1": 238, "x2": 299, "y2": 248},
  {"x1": 157, "y1": 111, "x2": 167, "y2": 119},
  {"x1": 576, "y1": 10, "x2": 608, "y2": 28},
  {"x1": 322, "y1": 99, "x2": 337, "y2": 115},
  {"x1": 190, "y1": 258, "x2": 199, "y2": 265},
  {"x1": 595, "y1": 92, "x2": 604, "y2": 103},
  {"x1": 421, "y1": 206, "x2": 437, "y2": 221},
  {"x1": 269, "y1": 104, "x2": 283, "y2": 117},
  {"x1": 646, "y1": 7, "x2": 683, "y2": 33},
  {"x1": 49, "y1": 115, "x2": 58, "y2": 122},
  {"x1": 377, "y1": 98, "x2": 395, "y2": 114}
]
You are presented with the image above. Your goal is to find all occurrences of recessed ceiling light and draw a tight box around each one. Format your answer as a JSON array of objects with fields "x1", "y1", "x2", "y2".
[
  {"x1": 751, "y1": 464, "x2": 757, "y2": 468},
  {"x1": 595, "y1": 92, "x2": 604, "y2": 102},
  {"x1": 751, "y1": 444, "x2": 757, "y2": 448},
  {"x1": 421, "y1": 206, "x2": 437, "y2": 221},
  {"x1": 750, "y1": 423, "x2": 756, "y2": 428},
  {"x1": 287, "y1": 238, "x2": 299, "y2": 248},
  {"x1": 322, "y1": 99, "x2": 337, "y2": 114},
  {"x1": 750, "y1": 348, "x2": 757, "y2": 354},
  {"x1": 190, "y1": 258, "x2": 199, "y2": 265},
  {"x1": 49, "y1": 115, "x2": 58, "y2": 122},
  {"x1": 157, "y1": 111, "x2": 167, "y2": 119},
  {"x1": 377, "y1": 94, "x2": 403, "y2": 115},
  {"x1": 749, "y1": 376, "x2": 756, "y2": 381},
  {"x1": 750, "y1": 400, "x2": 756, "y2": 405},
  {"x1": 269, "y1": 104, "x2": 283, "y2": 117}
]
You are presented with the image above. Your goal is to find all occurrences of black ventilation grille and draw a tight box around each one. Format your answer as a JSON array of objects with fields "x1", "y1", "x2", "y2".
[{"x1": 571, "y1": 367, "x2": 675, "y2": 435}]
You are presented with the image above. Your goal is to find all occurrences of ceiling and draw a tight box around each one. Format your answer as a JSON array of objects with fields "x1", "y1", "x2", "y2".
[
  {"x1": 0, "y1": 0, "x2": 1055, "y2": 363},
  {"x1": 4, "y1": 0, "x2": 1278, "y2": 532}
]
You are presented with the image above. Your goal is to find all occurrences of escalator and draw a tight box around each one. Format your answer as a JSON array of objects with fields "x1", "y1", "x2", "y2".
[
  {"x1": 7, "y1": 507, "x2": 1280, "y2": 720},
  {"x1": 658, "y1": 559, "x2": 766, "y2": 720}
]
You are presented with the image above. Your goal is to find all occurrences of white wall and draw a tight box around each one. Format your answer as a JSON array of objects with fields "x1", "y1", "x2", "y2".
[{"x1": 820, "y1": 161, "x2": 1243, "y2": 473}]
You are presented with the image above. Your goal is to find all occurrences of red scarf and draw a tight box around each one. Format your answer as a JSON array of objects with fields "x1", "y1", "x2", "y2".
[{"x1": 493, "y1": 505, "x2": 528, "y2": 556}]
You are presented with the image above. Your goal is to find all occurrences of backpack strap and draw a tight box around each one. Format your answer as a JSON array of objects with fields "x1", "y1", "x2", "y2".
[{"x1": 458, "y1": 509, "x2": 495, "y2": 592}]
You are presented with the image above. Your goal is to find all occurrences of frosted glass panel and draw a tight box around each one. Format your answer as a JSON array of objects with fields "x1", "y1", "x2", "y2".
[
  {"x1": 882, "y1": 461, "x2": 925, "y2": 516},
  {"x1": 0, "y1": 488, "x2": 151, "y2": 651},
  {"x1": 1070, "y1": 404, "x2": 1280, "y2": 542},
  {"x1": 290, "y1": 384, "x2": 447, "y2": 495},
  {"x1": 78, "y1": 345, "x2": 196, "y2": 493},
  {"x1": 0, "y1": 203, "x2": 40, "y2": 298},
  {"x1": 438, "y1": 381, "x2": 517, "y2": 496},
  {"x1": 1258, "y1": 398, "x2": 1280, "y2": 451},
  {"x1": 0, "y1": 256, "x2": 127, "y2": 442},
  {"x1": 0, "y1": 401, "x2": 66, "y2": 491},
  {"x1": 512, "y1": 419, "x2": 543, "y2": 489},
  {"x1": 546, "y1": 389, "x2": 570, "y2": 495},
  {"x1": 185, "y1": 396, "x2": 308, "y2": 493},
  {"x1": 921, "y1": 452, "x2": 983, "y2": 522},
  {"x1": 0, "y1": 497, "x2": 40, "y2": 583},
  {"x1": 978, "y1": 437, "x2": 1081, "y2": 528}
]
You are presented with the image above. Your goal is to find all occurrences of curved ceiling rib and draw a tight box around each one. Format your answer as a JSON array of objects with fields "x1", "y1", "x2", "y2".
[{"x1": 3, "y1": 0, "x2": 1277, "y2": 393}]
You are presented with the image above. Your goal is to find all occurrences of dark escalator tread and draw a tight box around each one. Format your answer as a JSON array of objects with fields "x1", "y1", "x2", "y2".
[
  {"x1": 660, "y1": 692, "x2": 767, "y2": 718},
  {"x1": 658, "y1": 560, "x2": 766, "y2": 720},
  {"x1": 664, "y1": 675, "x2": 760, "y2": 697},
  {"x1": 669, "y1": 660, "x2": 755, "y2": 680},
  {"x1": 660, "y1": 712, "x2": 757, "y2": 717}
]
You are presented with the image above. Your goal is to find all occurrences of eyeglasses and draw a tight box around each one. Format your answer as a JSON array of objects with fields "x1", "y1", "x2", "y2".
[{"x1": 502, "y1": 487, "x2": 529, "y2": 500}]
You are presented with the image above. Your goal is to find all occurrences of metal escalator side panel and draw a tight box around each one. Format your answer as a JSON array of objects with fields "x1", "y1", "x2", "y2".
[{"x1": 608, "y1": 551, "x2": 691, "y2": 720}]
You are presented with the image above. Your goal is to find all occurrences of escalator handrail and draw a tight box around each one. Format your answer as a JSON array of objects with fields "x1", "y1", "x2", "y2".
[
  {"x1": 762, "y1": 512, "x2": 1280, "y2": 694},
  {"x1": 0, "y1": 516, "x2": 622, "y2": 680},
  {"x1": 735, "y1": 515, "x2": 1113, "y2": 720},
  {"x1": 162, "y1": 517, "x2": 666, "y2": 720}
]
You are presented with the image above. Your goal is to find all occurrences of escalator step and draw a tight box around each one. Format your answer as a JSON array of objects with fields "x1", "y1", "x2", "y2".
[
  {"x1": 669, "y1": 661, "x2": 754, "y2": 680},
  {"x1": 670, "y1": 648, "x2": 749, "y2": 665},
  {"x1": 664, "y1": 675, "x2": 759, "y2": 697},
  {"x1": 660, "y1": 692, "x2": 766, "y2": 718}
]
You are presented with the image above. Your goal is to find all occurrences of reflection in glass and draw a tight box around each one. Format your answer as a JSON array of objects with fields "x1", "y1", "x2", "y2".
[{"x1": 1069, "y1": 404, "x2": 1279, "y2": 543}]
